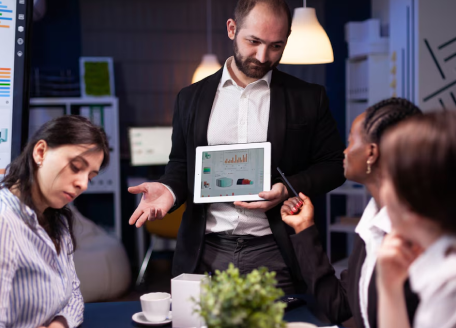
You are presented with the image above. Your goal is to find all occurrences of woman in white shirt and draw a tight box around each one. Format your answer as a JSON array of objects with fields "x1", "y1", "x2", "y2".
[
  {"x1": 0, "y1": 115, "x2": 109, "y2": 328},
  {"x1": 377, "y1": 111, "x2": 456, "y2": 328},
  {"x1": 280, "y1": 98, "x2": 421, "y2": 328}
]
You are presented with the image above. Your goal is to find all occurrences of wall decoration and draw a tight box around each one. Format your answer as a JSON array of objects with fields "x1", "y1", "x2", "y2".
[{"x1": 80, "y1": 57, "x2": 115, "y2": 98}]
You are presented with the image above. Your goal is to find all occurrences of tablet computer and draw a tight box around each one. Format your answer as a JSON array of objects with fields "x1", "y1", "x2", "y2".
[{"x1": 194, "y1": 142, "x2": 271, "y2": 203}]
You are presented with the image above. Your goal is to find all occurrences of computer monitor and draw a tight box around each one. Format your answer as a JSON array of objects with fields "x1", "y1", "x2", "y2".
[
  {"x1": 128, "y1": 127, "x2": 173, "y2": 166},
  {"x1": 0, "y1": 0, "x2": 33, "y2": 176}
]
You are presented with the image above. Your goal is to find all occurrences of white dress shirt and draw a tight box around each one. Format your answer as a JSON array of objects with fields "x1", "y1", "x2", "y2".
[
  {"x1": 205, "y1": 57, "x2": 273, "y2": 236},
  {"x1": 409, "y1": 235, "x2": 456, "y2": 328},
  {"x1": 355, "y1": 198, "x2": 391, "y2": 328},
  {"x1": 0, "y1": 187, "x2": 84, "y2": 328}
]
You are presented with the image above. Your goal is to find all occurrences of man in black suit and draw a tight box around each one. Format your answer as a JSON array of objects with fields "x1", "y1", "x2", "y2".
[{"x1": 129, "y1": 0, "x2": 345, "y2": 293}]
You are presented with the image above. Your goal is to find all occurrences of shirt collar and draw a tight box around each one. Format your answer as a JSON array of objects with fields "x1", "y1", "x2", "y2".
[
  {"x1": 355, "y1": 198, "x2": 391, "y2": 238},
  {"x1": 372, "y1": 207, "x2": 391, "y2": 233},
  {"x1": 409, "y1": 235, "x2": 456, "y2": 293},
  {"x1": 220, "y1": 56, "x2": 272, "y2": 89}
]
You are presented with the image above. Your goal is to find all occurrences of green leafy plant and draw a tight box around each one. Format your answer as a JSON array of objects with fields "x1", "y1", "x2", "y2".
[{"x1": 195, "y1": 263, "x2": 286, "y2": 328}]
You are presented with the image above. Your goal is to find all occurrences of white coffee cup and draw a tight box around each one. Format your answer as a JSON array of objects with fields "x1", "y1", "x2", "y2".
[
  {"x1": 140, "y1": 292, "x2": 172, "y2": 322},
  {"x1": 286, "y1": 323, "x2": 318, "y2": 328}
]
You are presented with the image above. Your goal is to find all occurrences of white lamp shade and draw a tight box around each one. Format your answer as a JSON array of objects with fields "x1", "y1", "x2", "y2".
[
  {"x1": 281, "y1": 8, "x2": 334, "y2": 64},
  {"x1": 192, "y1": 54, "x2": 222, "y2": 83}
]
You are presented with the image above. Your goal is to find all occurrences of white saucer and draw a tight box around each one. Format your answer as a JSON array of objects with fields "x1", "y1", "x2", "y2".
[{"x1": 132, "y1": 311, "x2": 172, "y2": 326}]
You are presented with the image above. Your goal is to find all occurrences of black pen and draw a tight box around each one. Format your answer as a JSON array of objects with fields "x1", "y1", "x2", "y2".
[{"x1": 277, "y1": 167, "x2": 303, "y2": 214}]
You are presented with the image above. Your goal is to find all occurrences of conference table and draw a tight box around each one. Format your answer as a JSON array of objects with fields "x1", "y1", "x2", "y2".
[{"x1": 80, "y1": 295, "x2": 342, "y2": 328}]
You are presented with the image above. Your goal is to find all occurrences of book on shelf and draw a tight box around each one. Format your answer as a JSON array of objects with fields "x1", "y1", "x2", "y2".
[{"x1": 338, "y1": 216, "x2": 361, "y2": 225}]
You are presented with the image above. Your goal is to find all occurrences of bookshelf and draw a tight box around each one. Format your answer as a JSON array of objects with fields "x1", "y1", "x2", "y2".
[{"x1": 29, "y1": 97, "x2": 121, "y2": 239}]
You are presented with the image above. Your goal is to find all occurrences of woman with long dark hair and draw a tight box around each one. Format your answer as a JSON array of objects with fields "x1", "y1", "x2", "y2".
[
  {"x1": 377, "y1": 111, "x2": 456, "y2": 328},
  {"x1": 0, "y1": 115, "x2": 109, "y2": 328},
  {"x1": 280, "y1": 98, "x2": 422, "y2": 328}
]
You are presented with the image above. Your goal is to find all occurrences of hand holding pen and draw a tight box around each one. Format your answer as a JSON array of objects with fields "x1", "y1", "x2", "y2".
[
  {"x1": 277, "y1": 167, "x2": 303, "y2": 214},
  {"x1": 278, "y1": 167, "x2": 315, "y2": 233}
]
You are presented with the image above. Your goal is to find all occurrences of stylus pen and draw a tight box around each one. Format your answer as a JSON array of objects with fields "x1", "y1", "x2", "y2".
[{"x1": 277, "y1": 167, "x2": 303, "y2": 214}]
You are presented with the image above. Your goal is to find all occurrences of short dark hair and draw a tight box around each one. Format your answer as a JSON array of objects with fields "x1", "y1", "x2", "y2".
[
  {"x1": 1, "y1": 115, "x2": 110, "y2": 254},
  {"x1": 363, "y1": 97, "x2": 422, "y2": 144},
  {"x1": 234, "y1": 0, "x2": 292, "y2": 35},
  {"x1": 381, "y1": 111, "x2": 456, "y2": 234}
]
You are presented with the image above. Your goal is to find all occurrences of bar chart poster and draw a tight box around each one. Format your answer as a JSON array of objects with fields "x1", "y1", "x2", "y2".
[{"x1": 0, "y1": 0, "x2": 17, "y2": 175}]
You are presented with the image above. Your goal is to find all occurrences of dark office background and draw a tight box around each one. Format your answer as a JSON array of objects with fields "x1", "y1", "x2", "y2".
[{"x1": 30, "y1": 0, "x2": 371, "y2": 269}]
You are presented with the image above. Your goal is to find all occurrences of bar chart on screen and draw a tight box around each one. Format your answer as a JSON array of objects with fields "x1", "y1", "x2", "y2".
[
  {"x1": 0, "y1": 67, "x2": 11, "y2": 99},
  {"x1": 0, "y1": 0, "x2": 15, "y2": 107},
  {"x1": 0, "y1": 1, "x2": 14, "y2": 29},
  {"x1": 0, "y1": 0, "x2": 28, "y2": 180},
  {"x1": 224, "y1": 151, "x2": 248, "y2": 164}
]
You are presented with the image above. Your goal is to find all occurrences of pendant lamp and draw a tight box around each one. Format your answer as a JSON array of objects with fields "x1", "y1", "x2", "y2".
[
  {"x1": 280, "y1": 0, "x2": 334, "y2": 64},
  {"x1": 192, "y1": 0, "x2": 222, "y2": 83}
]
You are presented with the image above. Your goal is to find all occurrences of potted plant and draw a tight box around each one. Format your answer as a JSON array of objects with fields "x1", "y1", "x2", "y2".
[{"x1": 195, "y1": 263, "x2": 286, "y2": 328}]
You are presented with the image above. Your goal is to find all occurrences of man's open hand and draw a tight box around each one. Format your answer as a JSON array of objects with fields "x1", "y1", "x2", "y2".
[{"x1": 128, "y1": 182, "x2": 174, "y2": 228}]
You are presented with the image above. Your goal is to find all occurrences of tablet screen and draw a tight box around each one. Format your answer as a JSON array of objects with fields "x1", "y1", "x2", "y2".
[{"x1": 200, "y1": 148, "x2": 265, "y2": 198}]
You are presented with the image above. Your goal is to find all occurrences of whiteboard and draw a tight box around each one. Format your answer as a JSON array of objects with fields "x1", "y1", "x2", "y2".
[{"x1": 128, "y1": 127, "x2": 173, "y2": 166}]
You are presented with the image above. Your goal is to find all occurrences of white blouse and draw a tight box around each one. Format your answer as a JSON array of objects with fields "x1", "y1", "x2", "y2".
[
  {"x1": 409, "y1": 235, "x2": 456, "y2": 328},
  {"x1": 355, "y1": 198, "x2": 391, "y2": 328}
]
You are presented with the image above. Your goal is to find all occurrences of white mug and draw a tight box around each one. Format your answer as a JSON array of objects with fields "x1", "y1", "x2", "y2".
[{"x1": 140, "y1": 292, "x2": 172, "y2": 322}]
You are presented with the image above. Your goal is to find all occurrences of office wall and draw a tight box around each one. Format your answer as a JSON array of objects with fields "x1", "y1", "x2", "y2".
[
  {"x1": 31, "y1": 0, "x2": 81, "y2": 78},
  {"x1": 371, "y1": 0, "x2": 389, "y2": 36},
  {"x1": 79, "y1": 0, "x2": 326, "y2": 157},
  {"x1": 324, "y1": 0, "x2": 371, "y2": 140},
  {"x1": 80, "y1": 0, "x2": 234, "y2": 157}
]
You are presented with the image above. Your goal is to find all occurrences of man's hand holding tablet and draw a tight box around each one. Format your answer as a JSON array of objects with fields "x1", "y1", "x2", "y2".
[{"x1": 233, "y1": 182, "x2": 289, "y2": 212}]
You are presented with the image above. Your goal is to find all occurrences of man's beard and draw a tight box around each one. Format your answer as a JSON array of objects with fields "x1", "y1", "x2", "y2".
[{"x1": 233, "y1": 38, "x2": 281, "y2": 79}]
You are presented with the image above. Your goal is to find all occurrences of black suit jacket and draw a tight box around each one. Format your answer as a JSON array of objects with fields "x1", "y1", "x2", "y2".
[
  {"x1": 291, "y1": 225, "x2": 420, "y2": 327},
  {"x1": 158, "y1": 67, "x2": 346, "y2": 290}
]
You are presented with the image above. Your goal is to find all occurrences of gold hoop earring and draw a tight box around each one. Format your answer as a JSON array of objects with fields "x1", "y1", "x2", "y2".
[{"x1": 366, "y1": 161, "x2": 371, "y2": 174}]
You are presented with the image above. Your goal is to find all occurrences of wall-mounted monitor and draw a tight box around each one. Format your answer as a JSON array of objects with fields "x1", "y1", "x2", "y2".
[{"x1": 0, "y1": 0, "x2": 33, "y2": 176}]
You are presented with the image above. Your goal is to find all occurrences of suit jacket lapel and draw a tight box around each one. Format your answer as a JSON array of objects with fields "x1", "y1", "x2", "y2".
[
  {"x1": 367, "y1": 266, "x2": 378, "y2": 328},
  {"x1": 194, "y1": 68, "x2": 223, "y2": 147},
  {"x1": 352, "y1": 235, "x2": 368, "y2": 328},
  {"x1": 267, "y1": 69, "x2": 286, "y2": 177},
  {"x1": 265, "y1": 70, "x2": 308, "y2": 291}
]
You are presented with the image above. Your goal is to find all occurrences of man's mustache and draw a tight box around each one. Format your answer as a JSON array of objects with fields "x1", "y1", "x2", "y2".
[{"x1": 245, "y1": 58, "x2": 271, "y2": 67}]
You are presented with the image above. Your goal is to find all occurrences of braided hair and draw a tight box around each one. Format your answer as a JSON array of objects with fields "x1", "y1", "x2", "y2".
[{"x1": 363, "y1": 98, "x2": 422, "y2": 144}]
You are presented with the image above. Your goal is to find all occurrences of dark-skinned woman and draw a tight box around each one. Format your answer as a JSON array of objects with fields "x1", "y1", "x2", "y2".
[{"x1": 281, "y1": 98, "x2": 421, "y2": 328}]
